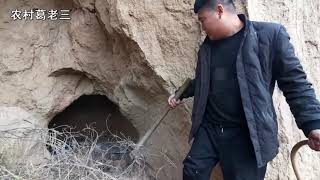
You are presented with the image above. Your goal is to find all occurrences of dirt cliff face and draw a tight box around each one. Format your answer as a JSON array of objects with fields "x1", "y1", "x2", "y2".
[{"x1": 0, "y1": 0, "x2": 319, "y2": 179}]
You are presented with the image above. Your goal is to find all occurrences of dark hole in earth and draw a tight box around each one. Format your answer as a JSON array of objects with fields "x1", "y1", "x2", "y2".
[{"x1": 47, "y1": 94, "x2": 139, "y2": 160}]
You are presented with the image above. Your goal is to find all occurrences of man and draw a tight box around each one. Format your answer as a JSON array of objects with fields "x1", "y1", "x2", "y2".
[{"x1": 167, "y1": 0, "x2": 320, "y2": 179}]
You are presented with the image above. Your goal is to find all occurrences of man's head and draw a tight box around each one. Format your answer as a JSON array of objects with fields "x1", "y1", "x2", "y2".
[{"x1": 195, "y1": 0, "x2": 237, "y2": 39}]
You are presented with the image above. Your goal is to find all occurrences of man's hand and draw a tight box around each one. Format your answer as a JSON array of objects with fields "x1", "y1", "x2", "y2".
[
  {"x1": 168, "y1": 93, "x2": 181, "y2": 109},
  {"x1": 308, "y1": 129, "x2": 320, "y2": 151}
]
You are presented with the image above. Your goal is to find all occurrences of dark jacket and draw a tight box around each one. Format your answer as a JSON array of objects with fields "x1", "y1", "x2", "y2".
[{"x1": 179, "y1": 14, "x2": 320, "y2": 167}]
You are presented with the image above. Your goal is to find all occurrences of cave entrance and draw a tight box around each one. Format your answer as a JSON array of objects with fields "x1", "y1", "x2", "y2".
[{"x1": 48, "y1": 95, "x2": 139, "y2": 144}]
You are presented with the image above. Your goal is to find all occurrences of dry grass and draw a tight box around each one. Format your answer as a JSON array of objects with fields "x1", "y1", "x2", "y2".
[{"x1": 0, "y1": 121, "x2": 175, "y2": 180}]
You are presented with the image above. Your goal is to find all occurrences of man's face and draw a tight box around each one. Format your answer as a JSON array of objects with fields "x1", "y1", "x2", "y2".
[{"x1": 197, "y1": 8, "x2": 222, "y2": 38}]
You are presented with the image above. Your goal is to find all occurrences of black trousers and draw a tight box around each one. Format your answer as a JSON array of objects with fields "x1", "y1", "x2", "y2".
[{"x1": 183, "y1": 121, "x2": 267, "y2": 180}]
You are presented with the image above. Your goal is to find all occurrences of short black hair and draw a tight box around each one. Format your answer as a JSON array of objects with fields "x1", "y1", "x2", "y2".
[{"x1": 194, "y1": 0, "x2": 235, "y2": 13}]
